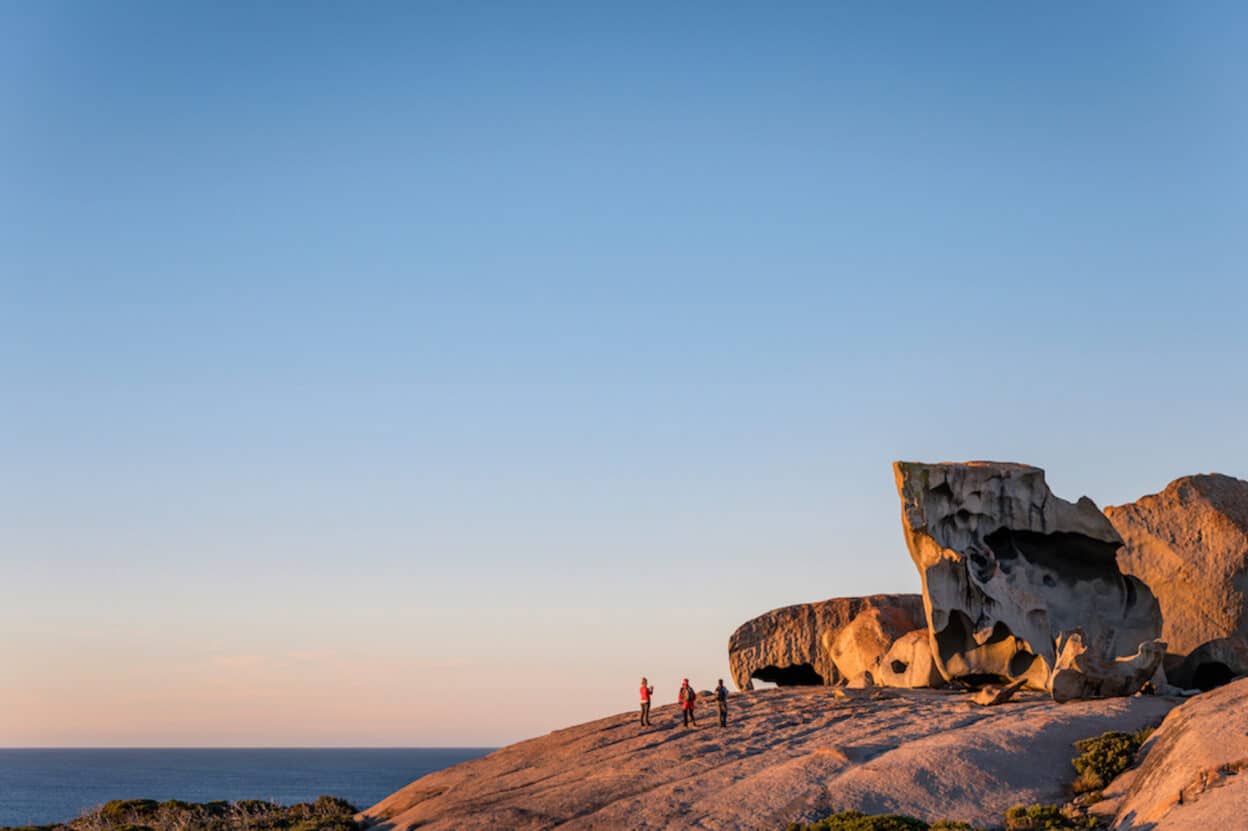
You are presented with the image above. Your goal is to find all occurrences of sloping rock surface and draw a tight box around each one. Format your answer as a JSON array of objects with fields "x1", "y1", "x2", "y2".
[
  {"x1": 727, "y1": 594, "x2": 924, "y2": 690},
  {"x1": 1106, "y1": 473, "x2": 1248, "y2": 658},
  {"x1": 1099, "y1": 677, "x2": 1248, "y2": 830},
  {"x1": 894, "y1": 460, "x2": 1163, "y2": 696},
  {"x1": 359, "y1": 688, "x2": 1176, "y2": 831}
]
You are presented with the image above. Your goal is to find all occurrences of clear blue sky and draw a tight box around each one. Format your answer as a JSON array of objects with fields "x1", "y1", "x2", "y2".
[{"x1": 3, "y1": 2, "x2": 1245, "y2": 746}]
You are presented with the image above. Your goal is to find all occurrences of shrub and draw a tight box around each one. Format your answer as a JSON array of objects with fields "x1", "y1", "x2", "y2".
[
  {"x1": 100, "y1": 802, "x2": 159, "y2": 823},
  {"x1": 788, "y1": 811, "x2": 931, "y2": 831},
  {"x1": 0, "y1": 796, "x2": 366, "y2": 831},
  {"x1": 1070, "y1": 728, "x2": 1152, "y2": 794},
  {"x1": 1003, "y1": 804, "x2": 1097, "y2": 830}
]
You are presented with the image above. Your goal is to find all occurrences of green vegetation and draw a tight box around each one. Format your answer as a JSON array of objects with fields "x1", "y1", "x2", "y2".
[
  {"x1": 1070, "y1": 728, "x2": 1153, "y2": 795},
  {"x1": 0, "y1": 796, "x2": 361, "y2": 831},
  {"x1": 1002, "y1": 803, "x2": 1097, "y2": 830},
  {"x1": 785, "y1": 812, "x2": 982, "y2": 831}
]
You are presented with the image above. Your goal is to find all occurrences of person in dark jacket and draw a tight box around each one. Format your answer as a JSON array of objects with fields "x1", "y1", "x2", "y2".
[
  {"x1": 714, "y1": 679, "x2": 729, "y2": 727},
  {"x1": 678, "y1": 678, "x2": 697, "y2": 727}
]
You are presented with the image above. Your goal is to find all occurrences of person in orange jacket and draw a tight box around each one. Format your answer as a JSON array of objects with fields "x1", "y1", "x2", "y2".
[
  {"x1": 678, "y1": 678, "x2": 697, "y2": 727},
  {"x1": 639, "y1": 677, "x2": 654, "y2": 726}
]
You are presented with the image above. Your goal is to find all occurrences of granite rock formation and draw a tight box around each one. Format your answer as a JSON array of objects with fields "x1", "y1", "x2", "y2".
[
  {"x1": 1106, "y1": 474, "x2": 1248, "y2": 662},
  {"x1": 727, "y1": 594, "x2": 924, "y2": 690},
  {"x1": 894, "y1": 461, "x2": 1164, "y2": 697}
]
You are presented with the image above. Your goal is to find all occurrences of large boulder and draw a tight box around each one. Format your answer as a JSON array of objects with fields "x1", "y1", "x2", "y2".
[
  {"x1": 894, "y1": 461, "x2": 1164, "y2": 698},
  {"x1": 1106, "y1": 474, "x2": 1248, "y2": 661},
  {"x1": 1098, "y1": 676, "x2": 1248, "y2": 830},
  {"x1": 727, "y1": 594, "x2": 924, "y2": 690}
]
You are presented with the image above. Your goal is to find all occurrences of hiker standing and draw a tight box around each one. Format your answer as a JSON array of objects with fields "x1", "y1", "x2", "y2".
[
  {"x1": 715, "y1": 679, "x2": 729, "y2": 727},
  {"x1": 639, "y1": 677, "x2": 654, "y2": 726},
  {"x1": 678, "y1": 678, "x2": 697, "y2": 727}
]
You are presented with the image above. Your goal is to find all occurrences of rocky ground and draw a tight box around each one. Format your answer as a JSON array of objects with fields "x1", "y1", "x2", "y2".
[{"x1": 359, "y1": 687, "x2": 1176, "y2": 830}]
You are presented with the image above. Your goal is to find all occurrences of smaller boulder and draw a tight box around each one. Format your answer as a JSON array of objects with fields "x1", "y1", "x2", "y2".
[
  {"x1": 1050, "y1": 632, "x2": 1166, "y2": 703},
  {"x1": 970, "y1": 677, "x2": 1027, "y2": 706},
  {"x1": 830, "y1": 601, "x2": 927, "y2": 685},
  {"x1": 875, "y1": 630, "x2": 944, "y2": 689}
]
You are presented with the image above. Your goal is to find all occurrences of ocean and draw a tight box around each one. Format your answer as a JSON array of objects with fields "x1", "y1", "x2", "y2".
[{"x1": 0, "y1": 748, "x2": 493, "y2": 827}]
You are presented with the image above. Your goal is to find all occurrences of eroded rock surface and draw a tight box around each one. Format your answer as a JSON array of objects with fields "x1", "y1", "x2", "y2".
[
  {"x1": 1096, "y1": 676, "x2": 1248, "y2": 830},
  {"x1": 359, "y1": 688, "x2": 1178, "y2": 831},
  {"x1": 727, "y1": 594, "x2": 924, "y2": 690},
  {"x1": 894, "y1": 461, "x2": 1164, "y2": 697},
  {"x1": 1106, "y1": 474, "x2": 1248, "y2": 660},
  {"x1": 876, "y1": 629, "x2": 944, "y2": 689}
]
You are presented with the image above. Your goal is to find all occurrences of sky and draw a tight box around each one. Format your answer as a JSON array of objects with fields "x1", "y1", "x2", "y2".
[{"x1": 2, "y1": 1, "x2": 1246, "y2": 747}]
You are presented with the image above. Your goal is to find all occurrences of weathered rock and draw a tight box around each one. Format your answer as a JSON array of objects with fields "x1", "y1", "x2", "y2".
[
  {"x1": 1095, "y1": 677, "x2": 1248, "y2": 830},
  {"x1": 1050, "y1": 633, "x2": 1168, "y2": 703},
  {"x1": 830, "y1": 600, "x2": 926, "y2": 685},
  {"x1": 876, "y1": 629, "x2": 945, "y2": 689},
  {"x1": 359, "y1": 688, "x2": 1178, "y2": 831},
  {"x1": 894, "y1": 461, "x2": 1164, "y2": 698},
  {"x1": 1166, "y1": 636, "x2": 1248, "y2": 691},
  {"x1": 1106, "y1": 473, "x2": 1248, "y2": 659},
  {"x1": 727, "y1": 594, "x2": 924, "y2": 690},
  {"x1": 970, "y1": 677, "x2": 1027, "y2": 706}
]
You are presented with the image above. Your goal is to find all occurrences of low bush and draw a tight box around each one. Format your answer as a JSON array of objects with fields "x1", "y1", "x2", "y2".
[
  {"x1": 0, "y1": 797, "x2": 361, "y2": 831},
  {"x1": 1003, "y1": 803, "x2": 1098, "y2": 830},
  {"x1": 1070, "y1": 728, "x2": 1152, "y2": 795},
  {"x1": 786, "y1": 812, "x2": 982, "y2": 831}
]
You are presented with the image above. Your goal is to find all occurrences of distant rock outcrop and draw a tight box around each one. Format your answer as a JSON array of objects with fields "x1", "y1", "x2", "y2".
[
  {"x1": 727, "y1": 594, "x2": 924, "y2": 690},
  {"x1": 893, "y1": 461, "x2": 1164, "y2": 698},
  {"x1": 1106, "y1": 474, "x2": 1248, "y2": 664}
]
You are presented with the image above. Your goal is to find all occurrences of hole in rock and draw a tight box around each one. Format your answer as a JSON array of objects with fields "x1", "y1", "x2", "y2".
[
  {"x1": 1192, "y1": 661, "x2": 1235, "y2": 691},
  {"x1": 751, "y1": 663, "x2": 823, "y2": 686},
  {"x1": 960, "y1": 674, "x2": 1011, "y2": 688},
  {"x1": 1009, "y1": 651, "x2": 1040, "y2": 677},
  {"x1": 984, "y1": 528, "x2": 1121, "y2": 582},
  {"x1": 890, "y1": 660, "x2": 908, "y2": 674}
]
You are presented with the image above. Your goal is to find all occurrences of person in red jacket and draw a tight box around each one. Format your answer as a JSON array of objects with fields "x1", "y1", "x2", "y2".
[
  {"x1": 639, "y1": 677, "x2": 654, "y2": 726},
  {"x1": 678, "y1": 678, "x2": 697, "y2": 727}
]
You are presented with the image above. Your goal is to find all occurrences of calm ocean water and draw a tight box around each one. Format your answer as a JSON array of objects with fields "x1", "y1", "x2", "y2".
[{"x1": 0, "y1": 748, "x2": 493, "y2": 827}]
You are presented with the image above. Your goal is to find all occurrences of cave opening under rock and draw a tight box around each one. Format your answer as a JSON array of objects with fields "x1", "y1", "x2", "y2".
[
  {"x1": 751, "y1": 663, "x2": 824, "y2": 686},
  {"x1": 1191, "y1": 660, "x2": 1235, "y2": 692}
]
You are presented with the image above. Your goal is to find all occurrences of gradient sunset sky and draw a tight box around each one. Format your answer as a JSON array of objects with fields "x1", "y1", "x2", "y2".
[{"x1": 4, "y1": 2, "x2": 1246, "y2": 746}]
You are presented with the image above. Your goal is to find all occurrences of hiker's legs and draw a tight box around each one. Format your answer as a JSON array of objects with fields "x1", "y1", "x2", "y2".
[
  {"x1": 718, "y1": 703, "x2": 727, "y2": 727},
  {"x1": 682, "y1": 708, "x2": 690, "y2": 727},
  {"x1": 640, "y1": 702, "x2": 650, "y2": 725}
]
